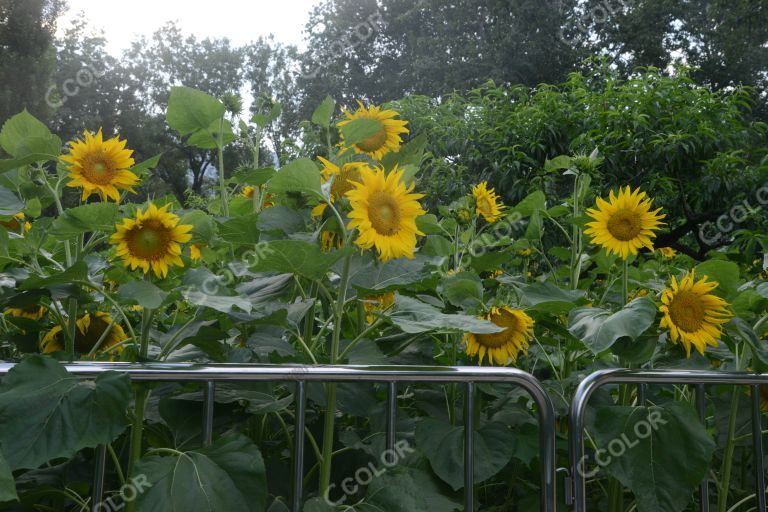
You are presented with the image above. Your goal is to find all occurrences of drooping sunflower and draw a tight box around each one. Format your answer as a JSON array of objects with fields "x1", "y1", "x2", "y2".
[
  {"x1": 346, "y1": 165, "x2": 426, "y2": 262},
  {"x1": 60, "y1": 129, "x2": 138, "y2": 202},
  {"x1": 320, "y1": 230, "x2": 343, "y2": 252},
  {"x1": 585, "y1": 186, "x2": 665, "y2": 259},
  {"x1": 362, "y1": 292, "x2": 395, "y2": 324},
  {"x1": 658, "y1": 247, "x2": 677, "y2": 259},
  {"x1": 472, "y1": 182, "x2": 505, "y2": 223},
  {"x1": 337, "y1": 101, "x2": 409, "y2": 160},
  {"x1": 4, "y1": 304, "x2": 47, "y2": 321},
  {"x1": 41, "y1": 312, "x2": 127, "y2": 355},
  {"x1": 110, "y1": 203, "x2": 192, "y2": 278},
  {"x1": 311, "y1": 157, "x2": 371, "y2": 217},
  {"x1": 659, "y1": 270, "x2": 733, "y2": 357},
  {"x1": 464, "y1": 306, "x2": 534, "y2": 366},
  {"x1": 190, "y1": 243, "x2": 203, "y2": 261}
]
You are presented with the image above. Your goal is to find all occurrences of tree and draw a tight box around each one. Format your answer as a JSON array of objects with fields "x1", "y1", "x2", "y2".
[{"x1": 0, "y1": 0, "x2": 65, "y2": 126}]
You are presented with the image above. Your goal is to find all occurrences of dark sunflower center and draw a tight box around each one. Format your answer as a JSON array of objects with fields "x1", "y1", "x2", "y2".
[
  {"x1": 606, "y1": 209, "x2": 642, "y2": 241},
  {"x1": 355, "y1": 122, "x2": 387, "y2": 152},
  {"x1": 668, "y1": 290, "x2": 705, "y2": 332},
  {"x1": 75, "y1": 315, "x2": 110, "y2": 353},
  {"x1": 368, "y1": 191, "x2": 402, "y2": 236},
  {"x1": 126, "y1": 220, "x2": 171, "y2": 260},
  {"x1": 331, "y1": 167, "x2": 361, "y2": 199},
  {"x1": 475, "y1": 310, "x2": 519, "y2": 348},
  {"x1": 83, "y1": 154, "x2": 116, "y2": 184}
]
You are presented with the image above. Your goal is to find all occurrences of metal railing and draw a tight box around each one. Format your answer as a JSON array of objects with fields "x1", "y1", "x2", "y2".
[
  {"x1": 0, "y1": 363, "x2": 557, "y2": 512},
  {"x1": 568, "y1": 369, "x2": 768, "y2": 512}
]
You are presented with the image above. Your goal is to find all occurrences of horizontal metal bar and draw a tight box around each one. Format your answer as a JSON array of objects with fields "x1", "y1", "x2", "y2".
[{"x1": 570, "y1": 369, "x2": 768, "y2": 512}]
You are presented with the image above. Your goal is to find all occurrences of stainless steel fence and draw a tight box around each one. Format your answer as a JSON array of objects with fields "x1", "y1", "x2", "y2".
[
  {"x1": 0, "y1": 363, "x2": 557, "y2": 512},
  {"x1": 568, "y1": 369, "x2": 768, "y2": 512}
]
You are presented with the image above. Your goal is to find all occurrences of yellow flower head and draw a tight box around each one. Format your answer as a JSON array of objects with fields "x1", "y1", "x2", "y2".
[
  {"x1": 659, "y1": 270, "x2": 733, "y2": 357},
  {"x1": 0, "y1": 212, "x2": 30, "y2": 232},
  {"x1": 320, "y1": 230, "x2": 343, "y2": 252},
  {"x1": 190, "y1": 243, "x2": 203, "y2": 261},
  {"x1": 472, "y1": 182, "x2": 505, "y2": 223},
  {"x1": 242, "y1": 185, "x2": 256, "y2": 199},
  {"x1": 4, "y1": 304, "x2": 47, "y2": 321},
  {"x1": 60, "y1": 129, "x2": 138, "y2": 202},
  {"x1": 311, "y1": 157, "x2": 373, "y2": 217},
  {"x1": 337, "y1": 101, "x2": 409, "y2": 160},
  {"x1": 658, "y1": 247, "x2": 677, "y2": 259},
  {"x1": 110, "y1": 203, "x2": 192, "y2": 278},
  {"x1": 242, "y1": 185, "x2": 275, "y2": 208},
  {"x1": 518, "y1": 248, "x2": 533, "y2": 258},
  {"x1": 346, "y1": 165, "x2": 426, "y2": 262},
  {"x1": 362, "y1": 292, "x2": 395, "y2": 323},
  {"x1": 585, "y1": 186, "x2": 665, "y2": 259},
  {"x1": 41, "y1": 311, "x2": 127, "y2": 355},
  {"x1": 464, "y1": 306, "x2": 534, "y2": 365}
]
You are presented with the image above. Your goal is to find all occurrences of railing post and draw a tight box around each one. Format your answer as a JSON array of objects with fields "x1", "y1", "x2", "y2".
[
  {"x1": 752, "y1": 384, "x2": 766, "y2": 512},
  {"x1": 203, "y1": 380, "x2": 215, "y2": 446},
  {"x1": 292, "y1": 381, "x2": 307, "y2": 512},
  {"x1": 464, "y1": 381, "x2": 475, "y2": 511}
]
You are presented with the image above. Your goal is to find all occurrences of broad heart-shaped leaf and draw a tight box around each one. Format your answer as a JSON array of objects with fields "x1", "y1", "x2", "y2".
[
  {"x1": 311, "y1": 95, "x2": 335, "y2": 127},
  {"x1": 439, "y1": 271, "x2": 483, "y2": 308},
  {"x1": 0, "y1": 451, "x2": 17, "y2": 502},
  {"x1": 117, "y1": 280, "x2": 168, "y2": 309},
  {"x1": 20, "y1": 260, "x2": 89, "y2": 290},
  {"x1": 511, "y1": 190, "x2": 546, "y2": 217},
  {"x1": 728, "y1": 317, "x2": 768, "y2": 365},
  {"x1": 361, "y1": 467, "x2": 461, "y2": 512},
  {"x1": 0, "y1": 110, "x2": 60, "y2": 159},
  {"x1": 590, "y1": 403, "x2": 715, "y2": 512},
  {"x1": 134, "y1": 433, "x2": 267, "y2": 512},
  {"x1": 338, "y1": 117, "x2": 382, "y2": 146},
  {"x1": 250, "y1": 240, "x2": 345, "y2": 280},
  {"x1": 0, "y1": 186, "x2": 23, "y2": 216},
  {"x1": 166, "y1": 86, "x2": 225, "y2": 136},
  {"x1": 391, "y1": 294, "x2": 503, "y2": 334},
  {"x1": 266, "y1": 158, "x2": 323, "y2": 199},
  {"x1": 347, "y1": 253, "x2": 433, "y2": 295},
  {"x1": 415, "y1": 419, "x2": 515, "y2": 491},
  {"x1": 0, "y1": 355, "x2": 131, "y2": 469},
  {"x1": 50, "y1": 202, "x2": 121, "y2": 237},
  {"x1": 519, "y1": 282, "x2": 585, "y2": 314},
  {"x1": 568, "y1": 297, "x2": 656, "y2": 354},
  {"x1": 694, "y1": 259, "x2": 740, "y2": 297},
  {"x1": 186, "y1": 117, "x2": 235, "y2": 149},
  {"x1": 181, "y1": 268, "x2": 252, "y2": 314}
]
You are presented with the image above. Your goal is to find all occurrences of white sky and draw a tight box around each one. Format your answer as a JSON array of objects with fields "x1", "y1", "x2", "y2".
[{"x1": 58, "y1": 0, "x2": 320, "y2": 54}]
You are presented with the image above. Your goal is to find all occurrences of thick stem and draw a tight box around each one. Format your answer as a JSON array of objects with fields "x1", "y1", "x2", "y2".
[
  {"x1": 318, "y1": 252, "x2": 353, "y2": 494},
  {"x1": 570, "y1": 173, "x2": 581, "y2": 290},
  {"x1": 217, "y1": 116, "x2": 229, "y2": 218},
  {"x1": 717, "y1": 387, "x2": 741, "y2": 512},
  {"x1": 621, "y1": 259, "x2": 629, "y2": 305}
]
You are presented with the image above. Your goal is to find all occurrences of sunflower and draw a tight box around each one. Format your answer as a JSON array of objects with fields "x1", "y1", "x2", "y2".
[
  {"x1": 242, "y1": 185, "x2": 275, "y2": 208},
  {"x1": 4, "y1": 304, "x2": 47, "y2": 321},
  {"x1": 60, "y1": 129, "x2": 138, "y2": 202},
  {"x1": 0, "y1": 212, "x2": 31, "y2": 232},
  {"x1": 585, "y1": 186, "x2": 665, "y2": 259},
  {"x1": 472, "y1": 182, "x2": 505, "y2": 223},
  {"x1": 190, "y1": 243, "x2": 203, "y2": 261},
  {"x1": 362, "y1": 292, "x2": 395, "y2": 323},
  {"x1": 346, "y1": 165, "x2": 426, "y2": 262},
  {"x1": 337, "y1": 101, "x2": 409, "y2": 160},
  {"x1": 464, "y1": 306, "x2": 534, "y2": 365},
  {"x1": 320, "y1": 231, "x2": 343, "y2": 252},
  {"x1": 41, "y1": 312, "x2": 127, "y2": 355},
  {"x1": 311, "y1": 157, "x2": 371, "y2": 217},
  {"x1": 658, "y1": 247, "x2": 677, "y2": 259},
  {"x1": 659, "y1": 270, "x2": 733, "y2": 357},
  {"x1": 111, "y1": 203, "x2": 192, "y2": 278}
]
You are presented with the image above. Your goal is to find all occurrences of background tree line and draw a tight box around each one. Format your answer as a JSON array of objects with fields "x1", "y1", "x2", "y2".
[{"x1": 0, "y1": 0, "x2": 767, "y2": 258}]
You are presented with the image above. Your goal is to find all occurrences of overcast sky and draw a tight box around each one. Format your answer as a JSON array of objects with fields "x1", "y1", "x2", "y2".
[{"x1": 58, "y1": 0, "x2": 320, "y2": 54}]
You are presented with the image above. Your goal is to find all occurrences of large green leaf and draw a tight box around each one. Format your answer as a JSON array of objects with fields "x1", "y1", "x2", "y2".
[
  {"x1": 361, "y1": 468, "x2": 460, "y2": 511},
  {"x1": 390, "y1": 294, "x2": 502, "y2": 334},
  {"x1": 50, "y1": 203, "x2": 120, "y2": 237},
  {"x1": 20, "y1": 260, "x2": 89, "y2": 290},
  {"x1": 166, "y1": 86, "x2": 225, "y2": 136},
  {"x1": 117, "y1": 280, "x2": 168, "y2": 309},
  {"x1": 266, "y1": 158, "x2": 323, "y2": 199},
  {"x1": 250, "y1": 240, "x2": 344, "y2": 280},
  {"x1": 347, "y1": 254, "x2": 433, "y2": 294},
  {"x1": 439, "y1": 271, "x2": 483, "y2": 308},
  {"x1": 519, "y1": 282, "x2": 585, "y2": 313},
  {"x1": 415, "y1": 419, "x2": 516, "y2": 490},
  {"x1": 512, "y1": 190, "x2": 546, "y2": 217},
  {"x1": 338, "y1": 118, "x2": 382, "y2": 146},
  {"x1": 694, "y1": 260, "x2": 740, "y2": 297},
  {"x1": 0, "y1": 355, "x2": 131, "y2": 469},
  {"x1": 134, "y1": 433, "x2": 267, "y2": 512},
  {"x1": 0, "y1": 110, "x2": 60, "y2": 159},
  {"x1": 0, "y1": 186, "x2": 23, "y2": 216},
  {"x1": 0, "y1": 451, "x2": 17, "y2": 502},
  {"x1": 182, "y1": 268, "x2": 252, "y2": 314},
  {"x1": 568, "y1": 297, "x2": 656, "y2": 354},
  {"x1": 590, "y1": 403, "x2": 715, "y2": 512},
  {"x1": 311, "y1": 95, "x2": 335, "y2": 127}
]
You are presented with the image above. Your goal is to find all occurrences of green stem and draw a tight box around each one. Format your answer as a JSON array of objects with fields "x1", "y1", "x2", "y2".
[
  {"x1": 217, "y1": 116, "x2": 229, "y2": 218},
  {"x1": 621, "y1": 259, "x2": 629, "y2": 305},
  {"x1": 570, "y1": 173, "x2": 581, "y2": 290},
  {"x1": 717, "y1": 386, "x2": 741, "y2": 512},
  {"x1": 318, "y1": 251, "x2": 353, "y2": 494}
]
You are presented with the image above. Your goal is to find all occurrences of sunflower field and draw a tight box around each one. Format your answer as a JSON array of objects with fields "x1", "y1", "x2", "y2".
[{"x1": 0, "y1": 81, "x2": 766, "y2": 512}]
